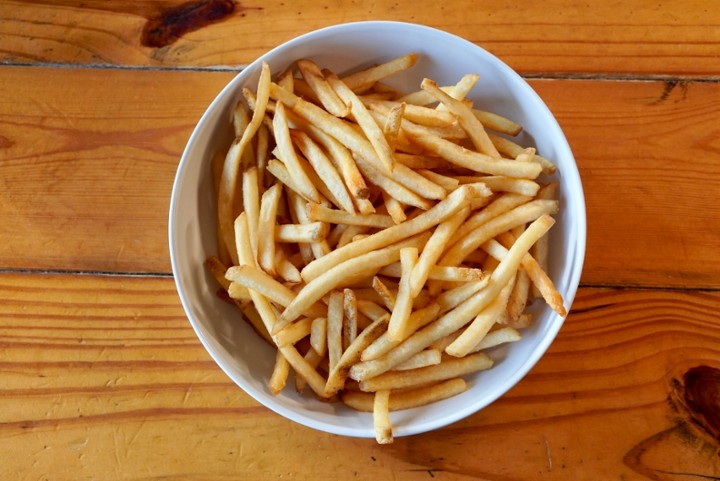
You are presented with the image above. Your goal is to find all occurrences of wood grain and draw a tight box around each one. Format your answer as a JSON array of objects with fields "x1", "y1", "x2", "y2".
[
  {"x1": 0, "y1": 66, "x2": 234, "y2": 274},
  {"x1": 1, "y1": 67, "x2": 718, "y2": 288},
  {"x1": 1, "y1": 0, "x2": 719, "y2": 76},
  {"x1": 1, "y1": 273, "x2": 718, "y2": 480}
]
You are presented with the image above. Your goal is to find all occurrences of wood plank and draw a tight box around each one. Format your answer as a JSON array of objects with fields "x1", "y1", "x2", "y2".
[
  {"x1": 1, "y1": 0, "x2": 719, "y2": 76},
  {"x1": 535, "y1": 79, "x2": 720, "y2": 288},
  {"x1": 1, "y1": 67, "x2": 719, "y2": 287},
  {"x1": 0, "y1": 66, "x2": 235, "y2": 274},
  {"x1": 0, "y1": 273, "x2": 718, "y2": 479}
]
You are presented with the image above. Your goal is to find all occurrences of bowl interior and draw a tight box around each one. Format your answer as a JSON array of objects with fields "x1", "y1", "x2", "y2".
[{"x1": 169, "y1": 21, "x2": 586, "y2": 438}]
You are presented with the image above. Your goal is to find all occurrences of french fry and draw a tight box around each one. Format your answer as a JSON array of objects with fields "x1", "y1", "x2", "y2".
[
  {"x1": 373, "y1": 389, "x2": 393, "y2": 444},
  {"x1": 341, "y1": 53, "x2": 418, "y2": 91},
  {"x1": 421, "y1": 78, "x2": 500, "y2": 158},
  {"x1": 291, "y1": 130, "x2": 357, "y2": 214},
  {"x1": 343, "y1": 288, "x2": 359, "y2": 349},
  {"x1": 341, "y1": 378, "x2": 467, "y2": 412},
  {"x1": 224, "y1": 264, "x2": 326, "y2": 319},
  {"x1": 327, "y1": 290, "x2": 344, "y2": 374},
  {"x1": 269, "y1": 350, "x2": 290, "y2": 395},
  {"x1": 386, "y1": 247, "x2": 419, "y2": 341},
  {"x1": 392, "y1": 349, "x2": 442, "y2": 371},
  {"x1": 272, "y1": 102, "x2": 322, "y2": 203},
  {"x1": 257, "y1": 183, "x2": 283, "y2": 275},
  {"x1": 306, "y1": 202, "x2": 395, "y2": 228},
  {"x1": 359, "y1": 352, "x2": 493, "y2": 392},
  {"x1": 327, "y1": 73, "x2": 395, "y2": 173},
  {"x1": 372, "y1": 276, "x2": 397, "y2": 311},
  {"x1": 297, "y1": 59, "x2": 349, "y2": 117},
  {"x1": 470, "y1": 326, "x2": 522, "y2": 352},
  {"x1": 275, "y1": 222, "x2": 329, "y2": 243}
]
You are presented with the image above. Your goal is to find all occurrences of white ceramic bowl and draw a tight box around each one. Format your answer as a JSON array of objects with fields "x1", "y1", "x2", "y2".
[{"x1": 169, "y1": 21, "x2": 586, "y2": 438}]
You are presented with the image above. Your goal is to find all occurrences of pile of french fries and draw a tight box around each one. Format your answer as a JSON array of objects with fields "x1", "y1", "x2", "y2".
[{"x1": 206, "y1": 53, "x2": 566, "y2": 444}]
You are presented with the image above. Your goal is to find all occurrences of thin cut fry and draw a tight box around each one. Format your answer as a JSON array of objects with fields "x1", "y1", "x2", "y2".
[
  {"x1": 386, "y1": 247, "x2": 419, "y2": 341},
  {"x1": 342, "y1": 378, "x2": 467, "y2": 412},
  {"x1": 373, "y1": 389, "x2": 393, "y2": 444}
]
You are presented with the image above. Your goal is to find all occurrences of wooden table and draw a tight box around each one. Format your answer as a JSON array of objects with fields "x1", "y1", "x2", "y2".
[{"x1": 1, "y1": 1, "x2": 718, "y2": 479}]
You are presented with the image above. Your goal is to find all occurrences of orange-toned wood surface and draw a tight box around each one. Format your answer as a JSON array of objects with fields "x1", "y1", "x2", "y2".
[{"x1": 0, "y1": 1, "x2": 718, "y2": 480}]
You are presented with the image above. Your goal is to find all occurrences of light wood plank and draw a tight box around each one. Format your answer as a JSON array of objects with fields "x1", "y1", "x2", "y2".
[
  {"x1": 2, "y1": 67, "x2": 719, "y2": 287},
  {"x1": 0, "y1": 66, "x2": 235, "y2": 273},
  {"x1": 0, "y1": 0, "x2": 718, "y2": 75},
  {"x1": 0, "y1": 273, "x2": 718, "y2": 479}
]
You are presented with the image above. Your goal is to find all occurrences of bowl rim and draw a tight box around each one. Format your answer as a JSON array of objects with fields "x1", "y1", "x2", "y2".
[{"x1": 169, "y1": 19, "x2": 587, "y2": 438}]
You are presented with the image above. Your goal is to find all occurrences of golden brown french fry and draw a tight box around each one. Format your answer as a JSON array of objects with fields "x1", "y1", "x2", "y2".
[
  {"x1": 417, "y1": 169, "x2": 460, "y2": 192},
  {"x1": 359, "y1": 352, "x2": 493, "y2": 392},
  {"x1": 472, "y1": 109, "x2": 523, "y2": 136},
  {"x1": 297, "y1": 59, "x2": 349, "y2": 117},
  {"x1": 291, "y1": 130, "x2": 357, "y2": 214},
  {"x1": 327, "y1": 290, "x2": 344, "y2": 374},
  {"x1": 327, "y1": 73, "x2": 395, "y2": 173},
  {"x1": 341, "y1": 378, "x2": 467, "y2": 412},
  {"x1": 383, "y1": 102, "x2": 405, "y2": 151},
  {"x1": 373, "y1": 389, "x2": 393, "y2": 444},
  {"x1": 392, "y1": 349, "x2": 442, "y2": 371},
  {"x1": 275, "y1": 222, "x2": 329, "y2": 243},
  {"x1": 343, "y1": 288, "x2": 359, "y2": 350},
  {"x1": 272, "y1": 102, "x2": 322, "y2": 203},
  {"x1": 531, "y1": 180, "x2": 559, "y2": 297},
  {"x1": 242, "y1": 167, "x2": 261, "y2": 261},
  {"x1": 483, "y1": 234, "x2": 567, "y2": 317},
  {"x1": 257, "y1": 182, "x2": 283, "y2": 275},
  {"x1": 470, "y1": 326, "x2": 522, "y2": 352},
  {"x1": 341, "y1": 53, "x2": 418, "y2": 92},
  {"x1": 372, "y1": 276, "x2": 397, "y2": 311},
  {"x1": 224, "y1": 264, "x2": 326, "y2": 319},
  {"x1": 269, "y1": 350, "x2": 290, "y2": 395},
  {"x1": 487, "y1": 132, "x2": 556, "y2": 174},
  {"x1": 310, "y1": 317, "x2": 327, "y2": 357},
  {"x1": 456, "y1": 175, "x2": 540, "y2": 197},
  {"x1": 274, "y1": 316, "x2": 313, "y2": 347},
  {"x1": 382, "y1": 191, "x2": 407, "y2": 224},
  {"x1": 306, "y1": 202, "x2": 395, "y2": 228},
  {"x1": 386, "y1": 247, "x2": 419, "y2": 341},
  {"x1": 421, "y1": 78, "x2": 501, "y2": 158}
]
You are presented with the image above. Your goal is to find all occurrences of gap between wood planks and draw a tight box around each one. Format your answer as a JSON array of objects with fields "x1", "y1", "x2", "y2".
[{"x1": 3, "y1": 60, "x2": 720, "y2": 84}]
